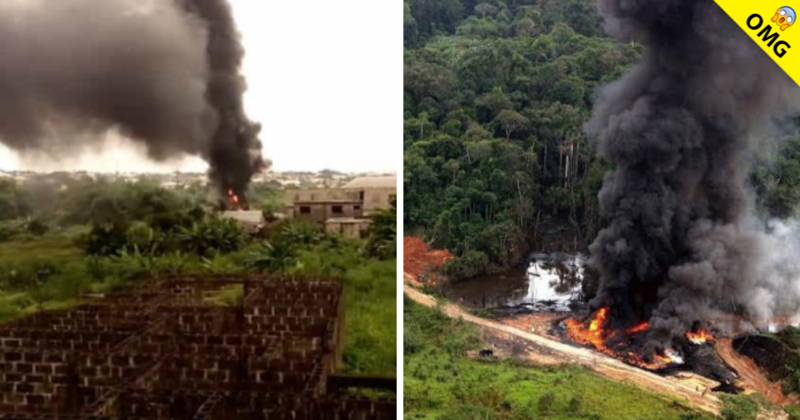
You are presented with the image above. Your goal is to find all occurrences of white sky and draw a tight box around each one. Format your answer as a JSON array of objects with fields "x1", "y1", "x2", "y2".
[{"x1": 0, "y1": 0, "x2": 399, "y2": 174}]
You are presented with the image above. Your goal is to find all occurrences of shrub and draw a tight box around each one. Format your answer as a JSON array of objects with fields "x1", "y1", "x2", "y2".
[
  {"x1": 110, "y1": 248, "x2": 158, "y2": 280},
  {"x1": 721, "y1": 394, "x2": 759, "y2": 420},
  {"x1": 27, "y1": 219, "x2": 48, "y2": 236},
  {"x1": 538, "y1": 392, "x2": 556, "y2": 415},
  {"x1": 80, "y1": 222, "x2": 130, "y2": 256},
  {"x1": 177, "y1": 216, "x2": 246, "y2": 257},
  {"x1": 785, "y1": 405, "x2": 800, "y2": 420},
  {"x1": 441, "y1": 250, "x2": 490, "y2": 280},
  {"x1": 440, "y1": 405, "x2": 496, "y2": 420},
  {"x1": 366, "y1": 205, "x2": 396, "y2": 259},
  {"x1": 125, "y1": 222, "x2": 160, "y2": 254},
  {"x1": 568, "y1": 393, "x2": 583, "y2": 414},
  {"x1": 246, "y1": 240, "x2": 297, "y2": 273},
  {"x1": 85, "y1": 256, "x2": 112, "y2": 281}
]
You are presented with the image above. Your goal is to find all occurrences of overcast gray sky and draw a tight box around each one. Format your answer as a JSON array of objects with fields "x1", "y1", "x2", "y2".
[{"x1": 0, "y1": 0, "x2": 397, "y2": 173}]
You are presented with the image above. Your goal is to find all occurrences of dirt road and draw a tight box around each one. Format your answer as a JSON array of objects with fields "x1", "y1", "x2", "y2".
[
  {"x1": 716, "y1": 338, "x2": 794, "y2": 405},
  {"x1": 404, "y1": 283, "x2": 723, "y2": 415}
]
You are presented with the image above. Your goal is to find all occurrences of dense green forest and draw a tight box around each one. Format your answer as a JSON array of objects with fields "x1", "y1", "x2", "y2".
[{"x1": 403, "y1": 0, "x2": 800, "y2": 279}]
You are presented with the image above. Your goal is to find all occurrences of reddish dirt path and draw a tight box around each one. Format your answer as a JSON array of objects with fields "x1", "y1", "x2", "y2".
[
  {"x1": 716, "y1": 338, "x2": 796, "y2": 405},
  {"x1": 404, "y1": 282, "x2": 722, "y2": 415}
]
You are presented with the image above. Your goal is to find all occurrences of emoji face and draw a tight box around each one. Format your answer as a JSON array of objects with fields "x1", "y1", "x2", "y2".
[{"x1": 773, "y1": 6, "x2": 796, "y2": 31}]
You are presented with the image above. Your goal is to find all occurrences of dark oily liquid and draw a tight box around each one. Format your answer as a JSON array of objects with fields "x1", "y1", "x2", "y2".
[{"x1": 444, "y1": 254, "x2": 588, "y2": 310}]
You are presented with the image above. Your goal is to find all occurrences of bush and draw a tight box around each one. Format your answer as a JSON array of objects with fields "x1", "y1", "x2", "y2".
[
  {"x1": 721, "y1": 395, "x2": 759, "y2": 420},
  {"x1": 80, "y1": 222, "x2": 130, "y2": 256},
  {"x1": 366, "y1": 205, "x2": 396, "y2": 259},
  {"x1": 441, "y1": 250, "x2": 490, "y2": 280},
  {"x1": 569, "y1": 393, "x2": 583, "y2": 414},
  {"x1": 0, "y1": 220, "x2": 25, "y2": 243},
  {"x1": 538, "y1": 391, "x2": 556, "y2": 415},
  {"x1": 246, "y1": 222, "x2": 330, "y2": 274},
  {"x1": 125, "y1": 222, "x2": 160, "y2": 254},
  {"x1": 440, "y1": 405, "x2": 496, "y2": 420},
  {"x1": 786, "y1": 405, "x2": 800, "y2": 420},
  {"x1": 246, "y1": 240, "x2": 298, "y2": 273},
  {"x1": 177, "y1": 217, "x2": 246, "y2": 257},
  {"x1": 27, "y1": 219, "x2": 48, "y2": 236}
]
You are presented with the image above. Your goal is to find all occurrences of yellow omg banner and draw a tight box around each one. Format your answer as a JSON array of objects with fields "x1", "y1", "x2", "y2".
[{"x1": 714, "y1": 0, "x2": 800, "y2": 86}]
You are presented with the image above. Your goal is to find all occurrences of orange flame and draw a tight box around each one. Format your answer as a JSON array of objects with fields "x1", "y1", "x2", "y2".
[
  {"x1": 626, "y1": 321, "x2": 650, "y2": 334},
  {"x1": 686, "y1": 327, "x2": 713, "y2": 345},
  {"x1": 565, "y1": 307, "x2": 610, "y2": 353},
  {"x1": 226, "y1": 188, "x2": 243, "y2": 210},
  {"x1": 565, "y1": 308, "x2": 678, "y2": 370}
]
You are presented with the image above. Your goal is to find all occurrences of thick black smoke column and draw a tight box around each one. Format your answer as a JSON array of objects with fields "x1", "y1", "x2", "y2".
[
  {"x1": 0, "y1": 0, "x2": 265, "y2": 196},
  {"x1": 587, "y1": 0, "x2": 800, "y2": 351},
  {"x1": 180, "y1": 0, "x2": 266, "y2": 198}
]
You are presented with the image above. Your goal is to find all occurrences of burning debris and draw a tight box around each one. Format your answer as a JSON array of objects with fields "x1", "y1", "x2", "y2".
[
  {"x1": 579, "y1": 0, "x2": 800, "y2": 361},
  {"x1": 226, "y1": 187, "x2": 248, "y2": 210},
  {"x1": 687, "y1": 327, "x2": 714, "y2": 346},
  {"x1": 0, "y1": 0, "x2": 265, "y2": 198},
  {"x1": 562, "y1": 307, "x2": 746, "y2": 386},
  {"x1": 564, "y1": 307, "x2": 684, "y2": 370}
]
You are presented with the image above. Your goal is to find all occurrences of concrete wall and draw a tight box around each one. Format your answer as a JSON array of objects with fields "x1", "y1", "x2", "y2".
[
  {"x1": 293, "y1": 202, "x2": 364, "y2": 224},
  {"x1": 325, "y1": 220, "x2": 371, "y2": 239},
  {"x1": 348, "y1": 187, "x2": 397, "y2": 216}
]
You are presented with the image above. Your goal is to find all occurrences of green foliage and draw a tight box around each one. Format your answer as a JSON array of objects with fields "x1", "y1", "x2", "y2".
[
  {"x1": 79, "y1": 222, "x2": 131, "y2": 256},
  {"x1": 404, "y1": 299, "x2": 713, "y2": 420},
  {"x1": 0, "y1": 183, "x2": 396, "y2": 379},
  {"x1": 0, "y1": 179, "x2": 30, "y2": 222},
  {"x1": 538, "y1": 391, "x2": 556, "y2": 414},
  {"x1": 405, "y1": 0, "x2": 800, "y2": 279},
  {"x1": 720, "y1": 394, "x2": 759, "y2": 420},
  {"x1": 338, "y1": 260, "x2": 397, "y2": 376},
  {"x1": 785, "y1": 404, "x2": 800, "y2": 420},
  {"x1": 439, "y1": 405, "x2": 496, "y2": 420},
  {"x1": 751, "y1": 135, "x2": 800, "y2": 218},
  {"x1": 204, "y1": 284, "x2": 244, "y2": 307},
  {"x1": 26, "y1": 219, "x2": 49, "y2": 236},
  {"x1": 176, "y1": 217, "x2": 246, "y2": 257},
  {"x1": 366, "y1": 202, "x2": 397, "y2": 260},
  {"x1": 404, "y1": 1, "x2": 643, "y2": 274},
  {"x1": 246, "y1": 222, "x2": 322, "y2": 272},
  {"x1": 441, "y1": 250, "x2": 490, "y2": 279}
]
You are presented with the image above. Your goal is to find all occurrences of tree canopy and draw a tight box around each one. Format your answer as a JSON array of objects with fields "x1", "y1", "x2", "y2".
[{"x1": 404, "y1": 0, "x2": 800, "y2": 279}]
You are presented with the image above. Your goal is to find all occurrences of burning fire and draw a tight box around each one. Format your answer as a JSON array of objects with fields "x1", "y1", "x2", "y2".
[
  {"x1": 565, "y1": 308, "x2": 681, "y2": 370},
  {"x1": 686, "y1": 327, "x2": 714, "y2": 345},
  {"x1": 226, "y1": 188, "x2": 247, "y2": 210},
  {"x1": 626, "y1": 321, "x2": 650, "y2": 334}
]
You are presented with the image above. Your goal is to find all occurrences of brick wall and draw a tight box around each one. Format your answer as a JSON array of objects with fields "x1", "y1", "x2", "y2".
[{"x1": 0, "y1": 276, "x2": 393, "y2": 419}]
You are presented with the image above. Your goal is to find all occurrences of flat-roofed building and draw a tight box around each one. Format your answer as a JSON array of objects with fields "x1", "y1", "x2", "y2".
[
  {"x1": 293, "y1": 200, "x2": 364, "y2": 224},
  {"x1": 325, "y1": 217, "x2": 372, "y2": 239},
  {"x1": 341, "y1": 175, "x2": 397, "y2": 216}
]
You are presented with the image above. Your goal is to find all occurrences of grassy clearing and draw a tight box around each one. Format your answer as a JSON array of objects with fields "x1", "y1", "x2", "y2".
[
  {"x1": 340, "y1": 260, "x2": 397, "y2": 377},
  {"x1": 404, "y1": 297, "x2": 713, "y2": 420}
]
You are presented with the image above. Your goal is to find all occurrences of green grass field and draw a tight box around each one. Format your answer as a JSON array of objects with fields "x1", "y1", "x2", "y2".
[{"x1": 404, "y1": 297, "x2": 716, "y2": 420}]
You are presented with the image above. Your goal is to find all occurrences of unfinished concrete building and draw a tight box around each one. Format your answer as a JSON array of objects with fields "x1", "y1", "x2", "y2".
[{"x1": 0, "y1": 276, "x2": 395, "y2": 419}]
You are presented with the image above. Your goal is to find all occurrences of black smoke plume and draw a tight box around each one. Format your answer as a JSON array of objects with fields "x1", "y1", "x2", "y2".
[
  {"x1": 587, "y1": 0, "x2": 800, "y2": 351},
  {"x1": 0, "y1": 0, "x2": 265, "y2": 196}
]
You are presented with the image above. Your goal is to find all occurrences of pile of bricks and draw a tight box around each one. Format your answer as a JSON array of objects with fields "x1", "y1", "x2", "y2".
[{"x1": 0, "y1": 276, "x2": 396, "y2": 419}]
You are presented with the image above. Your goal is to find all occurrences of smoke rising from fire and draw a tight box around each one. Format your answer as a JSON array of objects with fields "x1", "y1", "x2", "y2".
[
  {"x1": 0, "y1": 0, "x2": 265, "y2": 194},
  {"x1": 587, "y1": 0, "x2": 800, "y2": 350}
]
